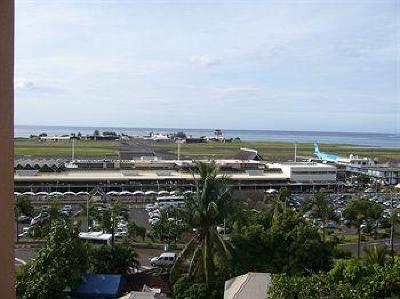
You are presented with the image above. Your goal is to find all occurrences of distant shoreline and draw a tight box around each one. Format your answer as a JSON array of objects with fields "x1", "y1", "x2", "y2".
[
  {"x1": 14, "y1": 124, "x2": 396, "y2": 136},
  {"x1": 14, "y1": 125, "x2": 400, "y2": 148}
]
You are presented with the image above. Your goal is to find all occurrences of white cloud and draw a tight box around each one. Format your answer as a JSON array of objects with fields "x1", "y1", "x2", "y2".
[
  {"x1": 14, "y1": 78, "x2": 34, "y2": 90},
  {"x1": 191, "y1": 54, "x2": 221, "y2": 67}
]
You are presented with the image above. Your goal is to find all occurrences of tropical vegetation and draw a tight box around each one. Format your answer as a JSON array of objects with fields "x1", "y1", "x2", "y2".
[{"x1": 269, "y1": 251, "x2": 400, "y2": 298}]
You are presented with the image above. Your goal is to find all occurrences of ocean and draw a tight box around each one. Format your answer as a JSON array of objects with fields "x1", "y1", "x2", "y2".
[{"x1": 14, "y1": 125, "x2": 400, "y2": 148}]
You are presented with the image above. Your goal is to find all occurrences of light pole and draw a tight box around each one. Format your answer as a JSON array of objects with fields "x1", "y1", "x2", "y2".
[
  {"x1": 72, "y1": 138, "x2": 75, "y2": 161},
  {"x1": 87, "y1": 193, "x2": 90, "y2": 232},
  {"x1": 176, "y1": 139, "x2": 184, "y2": 161}
]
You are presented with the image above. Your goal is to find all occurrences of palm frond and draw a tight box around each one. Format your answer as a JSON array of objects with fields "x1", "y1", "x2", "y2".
[
  {"x1": 211, "y1": 229, "x2": 230, "y2": 263},
  {"x1": 188, "y1": 246, "x2": 202, "y2": 277},
  {"x1": 170, "y1": 236, "x2": 198, "y2": 282},
  {"x1": 202, "y1": 233, "x2": 214, "y2": 284}
]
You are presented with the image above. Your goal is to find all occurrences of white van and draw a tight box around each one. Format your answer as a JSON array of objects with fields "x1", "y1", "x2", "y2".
[{"x1": 150, "y1": 252, "x2": 176, "y2": 267}]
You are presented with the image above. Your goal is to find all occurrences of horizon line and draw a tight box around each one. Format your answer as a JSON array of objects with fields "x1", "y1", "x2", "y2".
[{"x1": 14, "y1": 123, "x2": 399, "y2": 136}]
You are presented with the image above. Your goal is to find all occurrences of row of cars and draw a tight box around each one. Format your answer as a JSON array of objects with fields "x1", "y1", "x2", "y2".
[
  {"x1": 304, "y1": 192, "x2": 400, "y2": 232},
  {"x1": 88, "y1": 215, "x2": 129, "y2": 238},
  {"x1": 18, "y1": 205, "x2": 74, "y2": 238},
  {"x1": 145, "y1": 196, "x2": 185, "y2": 225}
]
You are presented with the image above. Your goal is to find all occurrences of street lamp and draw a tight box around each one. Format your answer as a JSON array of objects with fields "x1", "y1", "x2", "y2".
[{"x1": 176, "y1": 139, "x2": 184, "y2": 161}]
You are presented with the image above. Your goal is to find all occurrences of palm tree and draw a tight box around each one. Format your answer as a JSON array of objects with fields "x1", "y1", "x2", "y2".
[
  {"x1": 309, "y1": 192, "x2": 335, "y2": 242},
  {"x1": 266, "y1": 191, "x2": 288, "y2": 228},
  {"x1": 342, "y1": 198, "x2": 383, "y2": 258},
  {"x1": 384, "y1": 186, "x2": 400, "y2": 258},
  {"x1": 363, "y1": 246, "x2": 390, "y2": 266},
  {"x1": 94, "y1": 199, "x2": 129, "y2": 246},
  {"x1": 15, "y1": 195, "x2": 34, "y2": 242},
  {"x1": 170, "y1": 162, "x2": 231, "y2": 284}
]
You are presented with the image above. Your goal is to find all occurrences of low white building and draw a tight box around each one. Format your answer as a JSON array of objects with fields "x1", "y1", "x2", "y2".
[{"x1": 275, "y1": 162, "x2": 337, "y2": 184}]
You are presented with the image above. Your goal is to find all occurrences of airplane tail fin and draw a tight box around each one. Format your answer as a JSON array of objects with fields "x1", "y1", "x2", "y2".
[{"x1": 314, "y1": 143, "x2": 320, "y2": 154}]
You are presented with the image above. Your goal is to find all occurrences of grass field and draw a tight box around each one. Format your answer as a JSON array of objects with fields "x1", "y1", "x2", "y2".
[
  {"x1": 14, "y1": 139, "x2": 400, "y2": 161},
  {"x1": 14, "y1": 139, "x2": 117, "y2": 157},
  {"x1": 149, "y1": 141, "x2": 400, "y2": 161}
]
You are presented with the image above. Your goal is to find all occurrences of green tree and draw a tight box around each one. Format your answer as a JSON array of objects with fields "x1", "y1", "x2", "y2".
[
  {"x1": 342, "y1": 198, "x2": 383, "y2": 258},
  {"x1": 173, "y1": 275, "x2": 209, "y2": 299},
  {"x1": 389, "y1": 205, "x2": 400, "y2": 257},
  {"x1": 151, "y1": 211, "x2": 173, "y2": 242},
  {"x1": 89, "y1": 241, "x2": 139, "y2": 274},
  {"x1": 269, "y1": 257, "x2": 400, "y2": 299},
  {"x1": 171, "y1": 162, "x2": 231, "y2": 286},
  {"x1": 28, "y1": 196, "x2": 68, "y2": 238},
  {"x1": 16, "y1": 222, "x2": 89, "y2": 299},
  {"x1": 97, "y1": 207, "x2": 113, "y2": 233},
  {"x1": 357, "y1": 174, "x2": 371, "y2": 187},
  {"x1": 127, "y1": 221, "x2": 146, "y2": 241},
  {"x1": 307, "y1": 192, "x2": 336, "y2": 242},
  {"x1": 15, "y1": 195, "x2": 34, "y2": 242},
  {"x1": 151, "y1": 209, "x2": 185, "y2": 243},
  {"x1": 48, "y1": 195, "x2": 64, "y2": 224},
  {"x1": 95, "y1": 199, "x2": 128, "y2": 245},
  {"x1": 229, "y1": 202, "x2": 334, "y2": 276},
  {"x1": 80, "y1": 197, "x2": 99, "y2": 230}
]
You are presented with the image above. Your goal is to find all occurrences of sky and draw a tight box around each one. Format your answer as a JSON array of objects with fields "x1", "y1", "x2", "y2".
[{"x1": 15, "y1": 0, "x2": 399, "y2": 133}]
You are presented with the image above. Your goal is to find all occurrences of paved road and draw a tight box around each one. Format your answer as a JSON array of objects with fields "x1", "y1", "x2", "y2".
[{"x1": 14, "y1": 248, "x2": 37, "y2": 268}]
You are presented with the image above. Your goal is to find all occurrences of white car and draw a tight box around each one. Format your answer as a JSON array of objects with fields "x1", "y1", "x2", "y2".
[
  {"x1": 150, "y1": 252, "x2": 176, "y2": 267},
  {"x1": 149, "y1": 210, "x2": 161, "y2": 218},
  {"x1": 18, "y1": 227, "x2": 31, "y2": 238},
  {"x1": 63, "y1": 204, "x2": 73, "y2": 211},
  {"x1": 217, "y1": 226, "x2": 230, "y2": 234},
  {"x1": 115, "y1": 227, "x2": 127, "y2": 238},
  {"x1": 117, "y1": 219, "x2": 128, "y2": 228},
  {"x1": 145, "y1": 204, "x2": 155, "y2": 212},
  {"x1": 149, "y1": 218, "x2": 160, "y2": 225}
]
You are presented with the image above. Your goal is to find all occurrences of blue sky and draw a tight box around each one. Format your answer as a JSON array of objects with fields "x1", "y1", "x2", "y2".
[{"x1": 15, "y1": 0, "x2": 399, "y2": 133}]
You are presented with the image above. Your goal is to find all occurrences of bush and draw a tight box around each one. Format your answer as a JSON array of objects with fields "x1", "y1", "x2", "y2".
[
  {"x1": 89, "y1": 242, "x2": 139, "y2": 274},
  {"x1": 268, "y1": 258, "x2": 400, "y2": 299},
  {"x1": 173, "y1": 275, "x2": 209, "y2": 299},
  {"x1": 169, "y1": 241, "x2": 178, "y2": 250},
  {"x1": 332, "y1": 246, "x2": 352, "y2": 259}
]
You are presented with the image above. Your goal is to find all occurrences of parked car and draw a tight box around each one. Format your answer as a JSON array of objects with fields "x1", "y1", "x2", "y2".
[
  {"x1": 63, "y1": 204, "x2": 73, "y2": 211},
  {"x1": 217, "y1": 226, "x2": 231, "y2": 234},
  {"x1": 150, "y1": 252, "x2": 176, "y2": 267},
  {"x1": 30, "y1": 212, "x2": 49, "y2": 226},
  {"x1": 17, "y1": 215, "x2": 32, "y2": 223},
  {"x1": 18, "y1": 227, "x2": 31, "y2": 238},
  {"x1": 149, "y1": 210, "x2": 161, "y2": 218},
  {"x1": 149, "y1": 218, "x2": 160, "y2": 225},
  {"x1": 115, "y1": 227, "x2": 127, "y2": 238},
  {"x1": 145, "y1": 204, "x2": 155, "y2": 212},
  {"x1": 117, "y1": 219, "x2": 128, "y2": 228}
]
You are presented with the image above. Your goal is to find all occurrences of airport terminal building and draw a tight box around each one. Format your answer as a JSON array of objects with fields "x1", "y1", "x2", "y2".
[{"x1": 14, "y1": 158, "x2": 338, "y2": 194}]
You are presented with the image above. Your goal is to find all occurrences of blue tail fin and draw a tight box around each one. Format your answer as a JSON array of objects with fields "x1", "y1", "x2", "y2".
[{"x1": 314, "y1": 143, "x2": 320, "y2": 154}]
